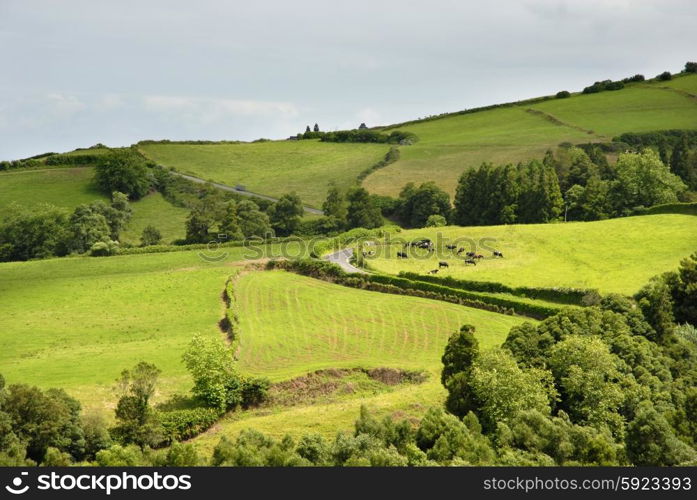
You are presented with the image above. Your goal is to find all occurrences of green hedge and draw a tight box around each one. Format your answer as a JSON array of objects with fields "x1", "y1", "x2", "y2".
[
  {"x1": 399, "y1": 272, "x2": 599, "y2": 306},
  {"x1": 356, "y1": 147, "x2": 400, "y2": 183},
  {"x1": 45, "y1": 154, "x2": 102, "y2": 166},
  {"x1": 159, "y1": 407, "x2": 223, "y2": 443},
  {"x1": 272, "y1": 259, "x2": 564, "y2": 319}
]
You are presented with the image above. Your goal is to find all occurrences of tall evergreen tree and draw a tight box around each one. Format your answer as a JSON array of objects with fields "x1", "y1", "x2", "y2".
[
  {"x1": 670, "y1": 135, "x2": 691, "y2": 184},
  {"x1": 346, "y1": 187, "x2": 382, "y2": 229},
  {"x1": 322, "y1": 184, "x2": 348, "y2": 228}
]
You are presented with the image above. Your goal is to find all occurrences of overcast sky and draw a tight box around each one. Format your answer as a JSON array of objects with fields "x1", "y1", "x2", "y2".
[{"x1": 1, "y1": 0, "x2": 696, "y2": 160}]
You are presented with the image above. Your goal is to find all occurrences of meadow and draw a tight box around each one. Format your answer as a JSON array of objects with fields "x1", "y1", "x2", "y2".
[
  {"x1": 0, "y1": 241, "x2": 308, "y2": 412},
  {"x1": 364, "y1": 213, "x2": 697, "y2": 294},
  {"x1": 364, "y1": 74, "x2": 697, "y2": 198},
  {"x1": 192, "y1": 270, "x2": 528, "y2": 448},
  {"x1": 139, "y1": 140, "x2": 390, "y2": 207}
]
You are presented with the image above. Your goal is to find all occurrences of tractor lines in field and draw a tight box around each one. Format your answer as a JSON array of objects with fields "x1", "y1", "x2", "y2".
[{"x1": 524, "y1": 108, "x2": 604, "y2": 139}]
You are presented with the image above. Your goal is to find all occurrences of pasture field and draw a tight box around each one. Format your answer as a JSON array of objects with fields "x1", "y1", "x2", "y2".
[
  {"x1": 139, "y1": 140, "x2": 390, "y2": 208},
  {"x1": 0, "y1": 167, "x2": 107, "y2": 211},
  {"x1": 118, "y1": 192, "x2": 189, "y2": 245},
  {"x1": 364, "y1": 213, "x2": 697, "y2": 295},
  {"x1": 0, "y1": 241, "x2": 308, "y2": 412},
  {"x1": 364, "y1": 74, "x2": 697, "y2": 198},
  {"x1": 192, "y1": 270, "x2": 528, "y2": 447}
]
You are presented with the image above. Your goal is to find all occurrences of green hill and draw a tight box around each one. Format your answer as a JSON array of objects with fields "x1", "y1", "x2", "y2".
[
  {"x1": 364, "y1": 74, "x2": 697, "y2": 198},
  {"x1": 139, "y1": 140, "x2": 390, "y2": 208}
]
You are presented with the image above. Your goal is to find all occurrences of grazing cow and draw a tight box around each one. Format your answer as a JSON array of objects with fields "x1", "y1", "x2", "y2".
[
  {"x1": 445, "y1": 244, "x2": 457, "y2": 250},
  {"x1": 493, "y1": 251, "x2": 504, "y2": 258},
  {"x1": 427, "y1": 269, "x2": 439, "y2": 275},
  {"x1": 397, "y1": 251, "x2": 408, "y2": 259},
  {"x1": 474, "y1": 254, "x2": 484, "y2": 259},
  {"x1": 466, "y1": 251, "x2": 476, "y2": 258},
  {"x1": 464, "y1": 259, "x2": 477, "y2": 266},
  {"x1": 456, "y1": 248, "x2": 465, "y2": 255},
  {"x1": 439, "y1": 261, "x2": 449, "y2": 268}
]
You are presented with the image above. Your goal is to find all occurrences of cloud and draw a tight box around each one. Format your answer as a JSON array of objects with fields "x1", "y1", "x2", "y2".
[{"x1": 143, "y1": 95, "x2": 298, "y2": 123}]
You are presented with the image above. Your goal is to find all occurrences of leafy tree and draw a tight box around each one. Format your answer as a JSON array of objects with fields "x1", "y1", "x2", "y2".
[
  {"x1": 626, "y1": 402, "x2": 697, "y2": 465},
  {"x1": 313, "y1": 123, "x2": 320, "y2": 132},
  {"x1": 68, "y1": 204, "x2": 113, "y2": 253},
  {"x1": 425, "y1": 214, "x2": 447, "y2": 227},
  {"x1": 635, "y1": 275, "x2": 676, "y2": 344},
  {"x1": 358, "y1": 122, "x2": 368, "y2": 129},
  {"x1": 322, "y1": 185, "x2": 348, "y2": 227},
  {"x1": 111, "y1": 362, "x2": 162, "y2": 448},
  {"x1": 270, "y1": 192, "x2": 304, "y2": 236},
  {"x1": 397, "y1": 182, "x2": 451, "y2": 228},
  {"x1": 185, "y1": 207, "x2": 212, "y2": 243},
  {"x1": 140, "y1": 225, "x2": 162, "y2": 246},
  {"x1": 685, "y1": 62, "x2": 697, "y2": 73},
  {"x1": 346, "y1": 187, "x2": 382, "y2": 229},
  {"x1": 0, "y1": 203, "x2": 69, "y2": 261},
  {"x1": 236, "y1": 200, "x2": 273, "y2": 238},
  {"x1": 94, "y1": 150, "x2": 152, "y2": 199},
  {"x1": 556, "y1": 90, "x2": 570, "y2": 98},
  {"x1": 657, "y1": 71, "x2": 672, "y2": 81},
  {"x1": 670, "y1": 252, "x2": 697, "y2": 326},
  {"x1": 441, "y1": 325, "x2": 479, "y2": 386},
  {"x1": 218, "y1": 202, "x2": 244, "y2": 241},
  {"x1": 81, "y1": 413, "x2": 112, "y2": 460},
  {"x1": 612, "y1": 149, "x2": 686, "y2": 209},
  {"x1": 305, "y1": 125, "x2": 311, "y2": 133}
]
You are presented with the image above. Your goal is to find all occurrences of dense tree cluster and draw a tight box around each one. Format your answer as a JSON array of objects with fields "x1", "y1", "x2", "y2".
[
  {"x1": 396, "y1": 182, "x2": 452, "y2": 228},
  {"x1": 0, "y1": 192, "x2": 132, "y2": 261},
  {"x1": 94, "y1": 150, "x2": 153, "y2": 200},
  {"x1": 453, "y1": 160, "x2": 563, "y2": 226},
  {"x1": 296, "y1": 127, "x2": 417, "y2": 145}
]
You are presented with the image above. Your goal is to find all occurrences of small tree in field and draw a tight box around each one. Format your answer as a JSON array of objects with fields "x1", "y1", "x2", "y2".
[
  {"x1": 140, "y1": 225, "x2": 162, "y2": 246},
  {"x1": 313, "y1": 123, "x2": 320, "y2": 132},
  {"x1": 425, "y1": 214, "x2": 447, "y2": 227},
  {"x1": 111, "y1": 362, "x2": 162, "y2": 448}
]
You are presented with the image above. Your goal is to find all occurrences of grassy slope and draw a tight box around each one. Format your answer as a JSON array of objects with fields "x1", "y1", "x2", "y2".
[
  {"x1": 139, "y1": 140, "x2": 389, "y2": 208},
  {"x1": 365, "y1": 214, "x2": 697, "y2": 294},
  {"x1": 192, "y1": 271, "x2": 528, "y2": 449},
  {"x1": 364, "y1": 75, "x2": 697, "y2": 198},
  {"x1": 0, "y1": 167, "x2": 187, "y2": 245},
  {"x1": 0, "y1": 242, "x2": 308, "y2": 412}
]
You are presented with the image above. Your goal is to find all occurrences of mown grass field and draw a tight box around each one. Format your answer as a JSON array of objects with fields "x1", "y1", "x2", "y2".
[
  {"x1": 192, "y1": 270, "x2": 528, "y2": 448},
  {"x1": 119, "y1": 192, "x2": 189, "y2": 245},
  {"x1": 0, "y1": 242, "x2": 308, "y2": 413},
  {"x1": 139, "y1": 140, "x2": 390, "y2": 208},
  {"x1": 364, "y1": 213, "x2": 697, "y2": 294},
  {"x1": 364, "y1": 74, "x2": 697, "y2": 198}
]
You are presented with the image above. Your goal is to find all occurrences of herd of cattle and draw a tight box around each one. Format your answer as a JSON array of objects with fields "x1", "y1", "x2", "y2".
[{"x1": 396, "y1": 239, "x2": 504, "y2": 275}]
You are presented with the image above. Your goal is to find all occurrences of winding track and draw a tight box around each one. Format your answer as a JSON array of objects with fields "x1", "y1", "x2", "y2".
[
  {"x1": 171, "y1": 171, "x2": 324, "y2": 215},
  {"x1": 323, "y1": 248, "x2": 366, "y2": 274}
]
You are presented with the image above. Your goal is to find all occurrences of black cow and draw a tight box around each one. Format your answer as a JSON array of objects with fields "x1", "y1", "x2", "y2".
[
  {"x1": 427, "y1": 269, "x2": 439, "y2": 275},
  {"x1": 445, "y1": 244, "x2": 457, "y2": 250},
  {"x1": 493, "y1": 251, "x2": 504, "y2": 258},
  {"x1": 456, "y1": 248, "x2": 465, "y2": 254},
  {"x1": 439, "y1": 261, "x2": 449, "y2": 268},
  {"x1": 466, "y1": 251, "x2": 476, "y2": 258},
  {"x1": 464, "y1": 259, "x2": 477, "y2": 266},
  {"x1": 397, "y1": 251, "x2": 408, "y2": 259}
]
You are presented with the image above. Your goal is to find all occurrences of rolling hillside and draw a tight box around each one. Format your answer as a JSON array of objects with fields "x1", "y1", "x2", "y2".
[
  {"x1": 364, "y1": 74, "x2": 697, "y2": 198},
  {"x1": 139, "y1": 140, "x2": 390, "y2": 208}
]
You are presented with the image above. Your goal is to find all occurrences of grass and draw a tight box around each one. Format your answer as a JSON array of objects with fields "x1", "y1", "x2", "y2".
[
  {"x1": 364, "y1": 75, "x2": 697, "y2": 198},
  {"x1": 364, "y1": 213, "x2": 697, "y2": 295},
  {"x1": 119, "y1": 192, "x2": 189, "y2": 245},
  {"x1": 191, "y1": 270, "x2": 528, "y2": 448},
  {"x1": 0, "y1": 242, "x2": 309, "y2": 413},
  {"x1": 139, "y1": 140, "x2": 389, "y2": 208},
  {"x1": 0, "y1": 167, "x2": 108, "y2": 211}
]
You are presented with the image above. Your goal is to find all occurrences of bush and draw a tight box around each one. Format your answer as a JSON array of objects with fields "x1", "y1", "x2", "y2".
[
  {"x1": 623, "y1": 74, "x2": 645, "y2": 83},
  {"x1": 140, "y1": 225, "x2": 162, "y2": 246},
  {"x1": 555, "y1": 91, "x2": 571, "y2": 99},
  {"x1": 241, "y1": 377, "x2": 272, "y2": 408},
  {"x1": 159, "y1": 408, "x2": 222, "y2": 443},
  {"x1": 657, "y1": 71, "x2": 672, "y2": 81},
  {"x1": 686, "y1": 62, "x2": 697, "y2": 74},
  {"x1": 89, "y1": 240, "x2": 119, "y2": 256}
]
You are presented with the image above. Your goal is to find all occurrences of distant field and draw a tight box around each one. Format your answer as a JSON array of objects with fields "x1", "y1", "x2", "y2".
[
  {"x1": 0, "y1": 167, "x2": 107, "y2": 210},
  {"x1": 364, "y1": 74, "x2": 697, "y2": 198},
  {"x1": 139, "y1": 140, "x2": 389, "y2": 208},
  {"x1": 0, "y1": 242, "x2": 308, "y2": 412},
  {"x1": 192, "y1": 270, "x2": 527, "y2": 446},
  {"x1": 365, "y1": 213, "x2": 697, "y2": 294}
]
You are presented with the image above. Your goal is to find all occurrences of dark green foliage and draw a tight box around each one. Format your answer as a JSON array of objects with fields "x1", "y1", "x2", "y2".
[
  {"x1": 622, "y1": 74, "x2": 645, "y2": 83},
  {"x1": 94, "y1": 150, "x2": 152, "y2": 200},
  {"x1": 555, "y1": 90, "x2": 570, "y2": 98},
  {"x1": 159, "y1": 407, "x2": 222, "y2": 443},
  {"x1": 0, "y1": 203, "x2": 69, "y2": 262},
  {"x1": 111, "y1": 362, "x2": 162, "y2": 448},
  {"x1": 306, "y1": 128, "x2": 417, "y2": 144},
  {"x1": 236, "y1": 200, "x2": 273, "y2": 238},
  {"x1": 441, "y1": 325, "x2": 478, "y2": 386},
  {"x1": 322, "y1": 184, "x2": 348, "y2": 228},
  {"x1": 185, "y1": 207, "x2": 212, "y2": 243},
  {"x1": 355, "y1": 146, "x2": 400, "y2": 183},
  {"x1": 453, "y1": 160, "x2": 561, "y2": 226},
  {"x1": 582, "y1": 79, "x2": 624, "y2": 94},
  {"x1": 240, "y1": 377, "x2": 272, "y2": 408},
  {"x1": 635, "y1": 275, "x2": 677, "y2": 344},
  {"x1": 346, "y1": 187, "x2": 383, "y2": 229},
  {"x1": 670, "y1": 252, "x2": 697, "y2": 327},
  {"x1": 686, "y1": 62, "x2": 697, "y2": 73},
  {"x1": 657, "y1": 71, "x2": 672, "y2": 81},
  {"x1": 626, "y1": 402, "x2": 696, "y2": 465},
  {"x1": 270, "y1": 193, "x2": 304, "y2": 237},
  {"x1": 140, "y1": 225, "x2": 162, "y2": 246},
  {"x1": 397, "y1": 181, "x2": 451, "y2": 228}
]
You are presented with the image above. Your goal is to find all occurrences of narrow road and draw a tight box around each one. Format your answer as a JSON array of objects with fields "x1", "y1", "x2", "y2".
[
  {"x1": 323, "y1": 248, "x2": 366, "y2": 274},
  {"x1": 172, "y1": 172, "x2": 324, "y2": 215}
]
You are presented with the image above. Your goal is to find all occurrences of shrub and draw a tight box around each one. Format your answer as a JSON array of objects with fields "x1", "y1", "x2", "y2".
[
  {"x1": 89, "y1": 240, "x2": 119, "y2": 256},
  {"x1": 555, "y1": 91, "x2": 570, "y2": 99},
  {"x1": 686, "y1": 62, "x2": 697, "y2": 74},
  {"x1": 159, "y1": 408, "x2": 222, "y2": 443},
  {"x1": 241, "y1": 377, "x2": 272, "y2": 408},
  {"x1": 657, "y1": 71, "x2": 672, "y2": 81},
  {"x1": 140, "y1": 225, "x2": 162, "y2": 247}
]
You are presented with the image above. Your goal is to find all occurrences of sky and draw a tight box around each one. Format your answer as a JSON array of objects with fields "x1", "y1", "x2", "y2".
[{"x1": 1, "y1": 0, "x2": 696, "y2": 160}]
